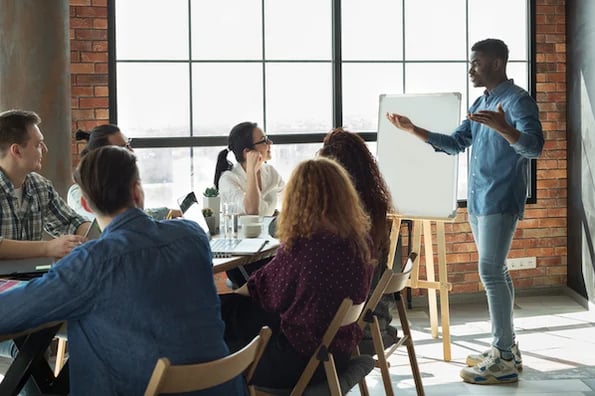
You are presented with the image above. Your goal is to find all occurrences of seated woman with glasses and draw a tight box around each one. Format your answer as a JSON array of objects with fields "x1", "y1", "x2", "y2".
[
  {"x1": 221, "y1": 157, "x2": 374, "y2": 389},
  {"x1": 214, "y1": 121, "x2": 284, "y2": 217},
  {"x1": 68, "y1": 124, "x2": 181, "y2": 221},
  {"x1": 214, "y1": 122, "x2": 285, "y2": 287}
]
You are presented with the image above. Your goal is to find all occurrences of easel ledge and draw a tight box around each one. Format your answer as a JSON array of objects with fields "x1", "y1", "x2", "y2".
[{"x1": 386, "y1": 213, "x2": 457, "y2": 361}]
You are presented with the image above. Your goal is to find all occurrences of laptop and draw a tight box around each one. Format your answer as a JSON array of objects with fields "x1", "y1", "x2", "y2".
[
  {"x1": 84, "y1": 218, "x2": 102, "y2": 240},
  {"x1": 0, "y1": 220, "x2": 101, "y2": 278},
  {"x1": 0, "y1": 257, "x2": 54, "y2": 277},
  {"x1": 178, "y1": 193, "x2": 276, "y2": 256}
]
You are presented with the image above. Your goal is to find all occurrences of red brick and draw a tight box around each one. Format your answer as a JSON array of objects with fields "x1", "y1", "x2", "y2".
[
  {"x1": 94, "y1": 86, "x2": 108, "y2": 96},
  {"x1": 75, "y1": 29, "x2": 107, "y2": 41},
  {"x1": 79, "y1": 97, "x2": 109, "y2": 109},
  {"x1": 81, "y1": 51, "x2": 108, "y2": 62},
  {"x1": 93, "y1": 18, "x2": 108, "y2": 29}
]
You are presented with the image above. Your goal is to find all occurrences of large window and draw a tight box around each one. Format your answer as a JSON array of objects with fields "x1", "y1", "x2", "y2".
[{"x1": 110, "y1": 0, "x2": 534, "y2": 209}]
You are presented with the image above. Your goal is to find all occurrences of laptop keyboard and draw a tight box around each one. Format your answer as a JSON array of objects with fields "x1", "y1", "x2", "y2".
[{"x1": 210, "y1": 238, "x2": 242, "y2": 254}]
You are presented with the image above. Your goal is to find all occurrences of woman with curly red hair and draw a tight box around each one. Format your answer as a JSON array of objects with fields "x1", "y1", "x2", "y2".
[{"x1": 221, "y1": 157, "x2": 375, "y2": 388}]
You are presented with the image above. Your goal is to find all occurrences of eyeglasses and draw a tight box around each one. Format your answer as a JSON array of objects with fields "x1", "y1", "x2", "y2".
[
  {"x1": 252, "y1": 136, "x2": 272, "y2": 146},
  {"x1": 118, "y1": 138, "x2": 133, "y2": 150}
]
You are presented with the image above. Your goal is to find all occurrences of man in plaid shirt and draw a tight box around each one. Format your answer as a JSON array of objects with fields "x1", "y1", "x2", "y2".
[
  {"x1": 0, "y1": 109, "x2": 90, "y2": 259},
  {"x1": 0, "y1": 110, "x2": 92, "y2": 392}
]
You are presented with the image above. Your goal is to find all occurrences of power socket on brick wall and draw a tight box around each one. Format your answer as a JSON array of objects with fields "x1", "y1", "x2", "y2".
[{"x1": 506, "y1": 257, "x2": 537, "y2": 270}]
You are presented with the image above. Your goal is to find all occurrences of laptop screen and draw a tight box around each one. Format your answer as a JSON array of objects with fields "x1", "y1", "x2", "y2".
[{"x1": 181, "y1": 202, "x2": 211, "y2": 238}]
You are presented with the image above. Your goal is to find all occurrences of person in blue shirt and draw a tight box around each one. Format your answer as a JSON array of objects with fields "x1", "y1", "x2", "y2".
[
  {"x1": 386, "y1": 38, "x2": 544, "y2": 385},
  {"x1": 0, "y1": 146, "x2": 246, "y2": 395}
]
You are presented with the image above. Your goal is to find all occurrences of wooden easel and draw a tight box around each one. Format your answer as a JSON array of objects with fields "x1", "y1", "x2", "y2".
[{"x1": 387, "y1": 214, "x2": 455, "y2": 361}]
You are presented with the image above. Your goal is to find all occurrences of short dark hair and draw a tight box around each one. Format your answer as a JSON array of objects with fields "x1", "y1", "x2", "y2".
[
  {"x1": 0, "y1": 109, "x2": 42, "y2": 156},
  {"x1": 471, "y1": 38, "x2": 509, "y2": 63},
  {"x1": 77, "y1": 124, "x2": 121, "y2": 157},
  {"x1": 74, "y1": 146, "x2": 139, "y2": 216}
]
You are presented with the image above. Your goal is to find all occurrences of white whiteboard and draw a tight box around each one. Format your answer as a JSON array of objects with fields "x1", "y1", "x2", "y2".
[{"x1": 376, "y1": 93, "x2": 461, "y2": 219}]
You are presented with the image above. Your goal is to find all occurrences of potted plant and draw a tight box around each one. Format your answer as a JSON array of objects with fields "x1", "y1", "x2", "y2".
[
  {"x1": 202, "y1": 187, "x2": 220, "y2": 233},
  {"x1": 202, "y1": 208, "x2": 217, "y2": 235}
]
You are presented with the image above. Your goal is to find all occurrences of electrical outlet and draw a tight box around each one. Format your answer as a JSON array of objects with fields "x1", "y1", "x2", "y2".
[{"x1": 506, "y1": 257, "x2": 537, "y2": 270}]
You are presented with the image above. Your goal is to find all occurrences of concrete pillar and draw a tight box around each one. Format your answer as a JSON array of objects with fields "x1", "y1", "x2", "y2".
[{"x1": 0, "y1": 0, "x2": 71, "y2": 197}]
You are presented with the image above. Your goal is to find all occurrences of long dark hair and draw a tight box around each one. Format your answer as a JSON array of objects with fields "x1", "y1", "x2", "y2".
[
  {"x1": 319, "y1": 128, "x2": 393, "y2": 262},
  {"x1": 213, "y1": 121, "x2": 257, "y2": 188},
  {"x1": 76, "y1": 124, "x2": 121, "y2": 157}
]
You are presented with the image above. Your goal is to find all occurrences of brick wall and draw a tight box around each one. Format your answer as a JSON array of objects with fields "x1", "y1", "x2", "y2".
[
  {"x1": 68, "y1": 0, "x2": 568, "y2": 295},
  {"x1": 70, "y1": 0, "x2": 109, "y2": 160}
]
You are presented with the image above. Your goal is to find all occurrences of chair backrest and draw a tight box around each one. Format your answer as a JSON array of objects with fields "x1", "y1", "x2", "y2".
[
  {"x1": 384, "y1": 252, "x2": 416, "y2": 295},
  {"x1": 357, "y1": 251, "x2": 418, "y2": 329},
  {"x1": 144, "y1": 326, "x2": 271, "y2": 396},
  {"x1": 291, "y1": 298, "x2": 366, "y2": 396}
]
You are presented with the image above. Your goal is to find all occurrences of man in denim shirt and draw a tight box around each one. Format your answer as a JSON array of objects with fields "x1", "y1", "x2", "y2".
[
  {"x1": 387, "y1": 39, "x2": 543, "y2": 385},
  {"x1": 0, "y1": 147, "x2": 246, "y2": 395}
]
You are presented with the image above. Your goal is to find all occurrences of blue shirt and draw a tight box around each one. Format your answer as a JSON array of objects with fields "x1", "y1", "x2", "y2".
[
  {"x1": 426, "y1": 79, "x2": 544, "y2": 218},
  {"x1": 0, "y1": 208, "x2": 246, "y2": 396}
]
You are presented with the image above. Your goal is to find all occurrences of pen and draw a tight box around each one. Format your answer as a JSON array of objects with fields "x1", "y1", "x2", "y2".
[{"x1": 257, "y1": 240, "x2": 269, "y2": 253}]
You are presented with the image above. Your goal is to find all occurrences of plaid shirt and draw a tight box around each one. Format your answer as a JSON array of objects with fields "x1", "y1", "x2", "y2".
[{"x1": 0, "y1": 169, "x2": 87, "y2": 241}]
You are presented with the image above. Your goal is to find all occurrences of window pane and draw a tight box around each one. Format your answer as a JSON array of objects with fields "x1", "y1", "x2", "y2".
[
  {"x1": 342, "y1": 63, "x2": 404, "y2": 132},
  {"x1": 191, "y1": 146, "x2": 226, "y2": 199},
  {"x1": 192, "y1": 63, "x2": 264, "y2": 135},
  {"x1": 508, "y1": 62, "x2": 529, "y2": 91},
  {"x1": 265, "y1": 0, "x2": 331, "y2": 60},
  {"x1": 265, "y1": 63, "x2": 332, "y2": 133},
  {"x1": 405, "y1": 63, "x2": 469, "y2": 121},
  {"x1": 405, "y1": 0, "x2": 467, "y2": 60},
  {"x1": 136, "y1": 147, "x2": 192, "y2": 209},
  {"x1": 468, "y1": 0, "x2": 528, "y2": 61},
  {"x1": 342, "y1": 0, "x2": 403, "y2": 61},
  {"x1": 116, "y1": 0, "x2": 188, "y2": 60},
  {"x1": 271, "y1": 143, "x2": 322, "y2": 184},
  {"x1": 191, "y1": 0, "x2": 262, "y2": 60},
  {"x1": 117, "y1": 63, "x2": 190, "y2": 137}
]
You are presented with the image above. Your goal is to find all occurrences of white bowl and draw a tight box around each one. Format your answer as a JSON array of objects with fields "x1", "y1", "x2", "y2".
[{"x1": 244, "y1": 223, "x2": 263, "y2": 238}]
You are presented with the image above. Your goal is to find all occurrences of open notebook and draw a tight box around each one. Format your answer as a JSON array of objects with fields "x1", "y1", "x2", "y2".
[{"x1": 179, "y1": 197, "x2": 273, "y2": 256}]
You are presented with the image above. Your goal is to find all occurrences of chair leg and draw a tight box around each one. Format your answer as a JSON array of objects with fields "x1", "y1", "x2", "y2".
[
  {"x1": 322, "y1": 355, "x2": 341, "y2": 396},
  {"x1": 371, "y1": 317, "x2": 394, "y2": 396},
  {"x1": 54, "y1": 338, "x2": 67, "y2": 377},
  {"x1": 353, "y1": 346, "x2": 370, "y2": 396},
  {"x1": 396, "y1": 297, "x2": 425, "y2": 396}
]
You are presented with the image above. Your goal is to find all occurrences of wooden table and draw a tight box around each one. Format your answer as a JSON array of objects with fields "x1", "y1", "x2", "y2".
[
  {"x1": 212, "y1": 240, "x2": 279, "y2": 277},
  {"x1": 0, "y1": 321, "x2": 69, "y2": 396}
]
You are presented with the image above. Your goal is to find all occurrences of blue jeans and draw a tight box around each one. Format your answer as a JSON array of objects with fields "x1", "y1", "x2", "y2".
[{"x1": 468, "y1": 213, "x2": 518, "y2": 359}]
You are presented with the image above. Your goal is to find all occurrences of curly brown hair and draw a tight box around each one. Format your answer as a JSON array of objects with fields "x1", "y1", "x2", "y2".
[
  {"x1": 319, "y1": 128, "x2": 393, "y2": 263},
  {"x1": 277, "y1": 157, "x2": 374, "y2": 265}
]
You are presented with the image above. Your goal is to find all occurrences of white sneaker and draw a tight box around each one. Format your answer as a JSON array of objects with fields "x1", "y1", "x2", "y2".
[
  {"x1": 460, "y1": 347, "x2": 519, "y2": 385},
  {"x1": 466, "y1": 342, "x2": 522, "y2": 370}
]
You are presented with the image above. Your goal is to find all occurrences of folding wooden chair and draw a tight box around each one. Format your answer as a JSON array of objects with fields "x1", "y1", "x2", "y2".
[
  {"x1": 144, "y1": 326, "x2": 271, "y2": 396},
  {"x1": 369, "y1": 252, "x2": 425, "y2": 396},
  {"x1": 256, "y1": 298, "x2": 374, "y2": 396}
]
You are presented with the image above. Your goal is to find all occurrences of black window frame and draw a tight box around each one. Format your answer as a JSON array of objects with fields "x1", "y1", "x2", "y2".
[{"x1": 107, "y1": 0, "x2": 538, "y2": 207}]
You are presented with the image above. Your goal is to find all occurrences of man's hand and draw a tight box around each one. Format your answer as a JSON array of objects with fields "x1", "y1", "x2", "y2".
[
  {"x1": 386, "y1": 112, "x2": 415, "y2": 132},
  {"x1": 45, "y1": 235, "x2": 86, "y2": 258},
  {"x1": 468, "y1": 103, "x2": 510, "y2": 132},
  {"x1": 468, "y1": 103, "x2": 520, "y2": 144}
]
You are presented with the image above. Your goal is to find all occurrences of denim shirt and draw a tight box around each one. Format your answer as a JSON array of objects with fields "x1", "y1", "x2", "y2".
[
  {"x1": 0, "y1": 208, "x2": 246, "y2": 396},
  {"x1": 426, "y1": 79, "x2": 544, "y2": 218}
]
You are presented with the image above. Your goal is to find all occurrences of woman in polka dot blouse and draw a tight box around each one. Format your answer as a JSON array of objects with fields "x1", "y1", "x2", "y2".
[{"x1": 220, "y1": 157, "x2": 375, "y2": 389}]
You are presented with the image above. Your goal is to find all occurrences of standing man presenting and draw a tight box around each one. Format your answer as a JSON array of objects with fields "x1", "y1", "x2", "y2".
[{"x1": 386, "y1": 38, "x2": 543, "y2": 385}]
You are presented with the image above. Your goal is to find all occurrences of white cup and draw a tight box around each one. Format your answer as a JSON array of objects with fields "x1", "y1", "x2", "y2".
[
  {"x1": 243, "y1": 223, "x2": 263, "y2": 238},
  {"x1": 239, "y1": 215, "x2": 261, "y2": 226}
]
